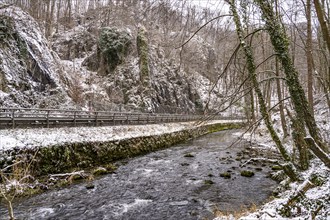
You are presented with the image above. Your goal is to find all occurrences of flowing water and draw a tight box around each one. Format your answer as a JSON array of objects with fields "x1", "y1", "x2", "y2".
[{"x1": 0, "y1": 130, "x2": 278, "y2": 220}]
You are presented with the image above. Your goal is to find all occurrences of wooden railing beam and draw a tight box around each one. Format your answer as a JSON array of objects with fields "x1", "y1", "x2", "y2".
[{"x1": 0, "y1": 108, "x2": 245, "y2": 129}]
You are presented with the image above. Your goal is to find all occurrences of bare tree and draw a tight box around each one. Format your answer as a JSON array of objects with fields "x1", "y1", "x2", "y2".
[
  {"x1": 254, "y1": 0, "x2": 328, "y2": 154},
  {"x1": 314, "y1": 0, "x2": 330, "y2": 52},
  {"x1": 306, "y1": 0, "x2": 315, "y2": 114},
  {"x1": 226, "y1": 0, "x2": 300, "y2": 181}
]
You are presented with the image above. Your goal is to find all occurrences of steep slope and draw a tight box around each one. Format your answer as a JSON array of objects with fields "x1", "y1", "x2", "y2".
[{"x1": 0, "y1": 6, "x2": 72, "y2": 108}]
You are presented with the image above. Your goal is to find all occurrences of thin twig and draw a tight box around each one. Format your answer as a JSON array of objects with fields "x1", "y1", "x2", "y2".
[
  {"x1": 223, "y1": 96, "x2": 291, "y2": 150},
  {"x1": 175, "y1": 14, "x2": 232, "y2": 49}
]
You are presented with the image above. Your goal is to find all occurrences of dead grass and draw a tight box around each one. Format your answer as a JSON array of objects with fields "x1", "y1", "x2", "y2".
[{"x1": 213, "y1": 204, "x2": 258, "y2": 219}]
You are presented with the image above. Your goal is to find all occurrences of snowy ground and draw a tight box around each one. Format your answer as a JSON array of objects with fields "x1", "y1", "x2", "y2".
[{"x1": 0, "y1": 120, "x2": 242, "y2": 152}]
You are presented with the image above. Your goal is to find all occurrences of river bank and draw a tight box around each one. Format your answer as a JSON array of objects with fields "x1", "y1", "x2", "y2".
[
  {"x1": 0, "y1": 129, "x2": 280, "y2": 220},
  {"x1": 0, "y1": 121, "x2": 243, "y2": 175}
]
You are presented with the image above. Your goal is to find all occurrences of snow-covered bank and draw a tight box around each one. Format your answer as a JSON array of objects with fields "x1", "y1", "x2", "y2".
[
  {"x1": 0, "y1": 119, "x2": 243, "y2": 178},
  {"x1": 215, "y1": 97, "x2": 330, "y2": 220},
  {"x1": 215, "y1": 159, "x2": 329, "y2": 220},
  {"x1": 0, "y1": 120, "x2": 243, "y2": 152}
]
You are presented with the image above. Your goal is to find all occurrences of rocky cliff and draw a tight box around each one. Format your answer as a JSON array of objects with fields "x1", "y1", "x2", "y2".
[
  {"x1": 0, "y1": 5, "x2": 227, "y2": 114},
  {"x1": 0, "y1": 7, "x2": 73, "y2": 108}
]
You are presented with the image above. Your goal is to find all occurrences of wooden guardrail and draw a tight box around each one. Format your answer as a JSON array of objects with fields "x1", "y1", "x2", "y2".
[{"x1": 0, "y1": 108, "x2": 243, "y2": 129}]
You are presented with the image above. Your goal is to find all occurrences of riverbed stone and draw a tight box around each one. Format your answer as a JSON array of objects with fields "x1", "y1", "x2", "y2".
[
  {"x1": 271, "y1": 165, "x2": 282, "y2": 171},
  {"x1": 204, "y1": 180, "x2": 214, "y2": 185},
  {"x1": 240, "y1": 170, "x2": 255, "y2": 177},
  {"x1": 85, "y1": 183, "x2": 95, "y2": 189},
  {"x1": 220, "y1": 172, "x2": 231, "y2": 179}
]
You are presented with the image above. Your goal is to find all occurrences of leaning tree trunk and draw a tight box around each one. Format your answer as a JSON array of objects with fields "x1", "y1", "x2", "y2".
[
  {"x1": 227, "y1": 0, "x2": 299, "y2": 181},
  {"x1": 313, "y1": 0, "x2": 330, "y2": 52},
  {"x1": 305, "y1": 137, "x2": 330, "y2": 169},
  {"x1": 254, "y1": 0, "x2": 329, "y2": 153}
]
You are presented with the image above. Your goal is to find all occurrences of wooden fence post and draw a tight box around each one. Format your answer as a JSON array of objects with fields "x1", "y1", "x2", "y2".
[
  {"x1": 95, "y1": 112, "x2": 99, "y2": 126},
  {"x1": 73, "y1": 111, "x2": 77, "y2": 127},
  {"x1": 11, "y1": 110, "x2": 15, "y2": 129},
  {"x1": 46, "y1": 110, "x2": 50, "y2": 128}
]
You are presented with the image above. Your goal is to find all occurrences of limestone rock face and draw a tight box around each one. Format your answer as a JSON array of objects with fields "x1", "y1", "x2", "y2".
[
  {"x1": 52, "y1": 26, "x2": 96, "y2": 60},
  {"x1": 82, "y1": 27, "x2": 132, "y2": 75},
  {"x1": 0, "y1": 6, "x2": 71, "y2": 108},
  {"x1": 100, "y1": 44, "x2": 204, "y2": 113}
]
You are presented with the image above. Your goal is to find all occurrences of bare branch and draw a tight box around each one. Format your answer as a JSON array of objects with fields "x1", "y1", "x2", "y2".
[
  {"x1": 175, "y1": 14, "x2": 232, "y2": 49},
  {"x1": 0, "y1": 4, "x2": 13, "y2": 10}
]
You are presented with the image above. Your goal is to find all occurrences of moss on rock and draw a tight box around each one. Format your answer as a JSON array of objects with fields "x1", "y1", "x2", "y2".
[
  {"x1": 204, "y1": 179, "x2": 214, "y2": 185},
  {"x1": 220, "y1": 172, "x2": 232, "y2": 179},
  {"x1": 98, "y1": 27, "x2": 132, "y2": 74},
  {"x1": 0, "y1": 70, "x2": 8, "y2": 92},
  {"x1": 136, "y1": 25, "x2": 150, "y2": 87},
  {"x1": 271, "y1": 165, "x2": 282, "y2": 171},
  {"x1": 206, "y1": 122, "x2": 243, "y2": 133},
  {"x1": 241, "y1": 170, "x2": 255, "y2": 177}
]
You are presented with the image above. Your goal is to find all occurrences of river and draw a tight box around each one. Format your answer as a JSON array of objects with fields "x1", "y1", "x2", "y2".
[{"x1": 0, "y1": 130, "x2": 278, "y2": 220}]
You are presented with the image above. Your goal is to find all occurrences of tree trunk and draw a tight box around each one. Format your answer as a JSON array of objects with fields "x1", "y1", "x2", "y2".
[
  {"x1": 56, "y1": 0, "x2": 61, "y2": 33},
  {"x1": 314, "y1": 0, "x2": 330, "y2": 52},
  {"x1": 254, "y1": 0, "x2": 328, "y2": 153},
  {"x1": 305, "y1": 137, "x2": 330, "y2": 169},
  {"x1": 316, "y1": 27, "x2": 330, "y2": 109},
  {"x1": 274, "y1": 0, "x2": 288, "y2": 138},
  {"x1": 286, "y1": 109, "x2": 309, "y2": 170},
  {"x1": 45, "y1": 0, "x2": 55, "y2": 39},
  {"x1": 275, "y1": 58, "x2": 288, "y2": 138},
  {"x1": 306, "y1": 0, "x2": 314, "y2": 115},
  {"x1": 8, "y1": 200, "x2": 14, "y2": 220},
  {"x1": 227, "y1": 0, "x2": 294, "y2": 165},
  {"x1": 249, "y1": 88, "x2": 256, "y2": 122},
  {"x1": 67, "y1": 0, "x2": 72, "y2": 28}
]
